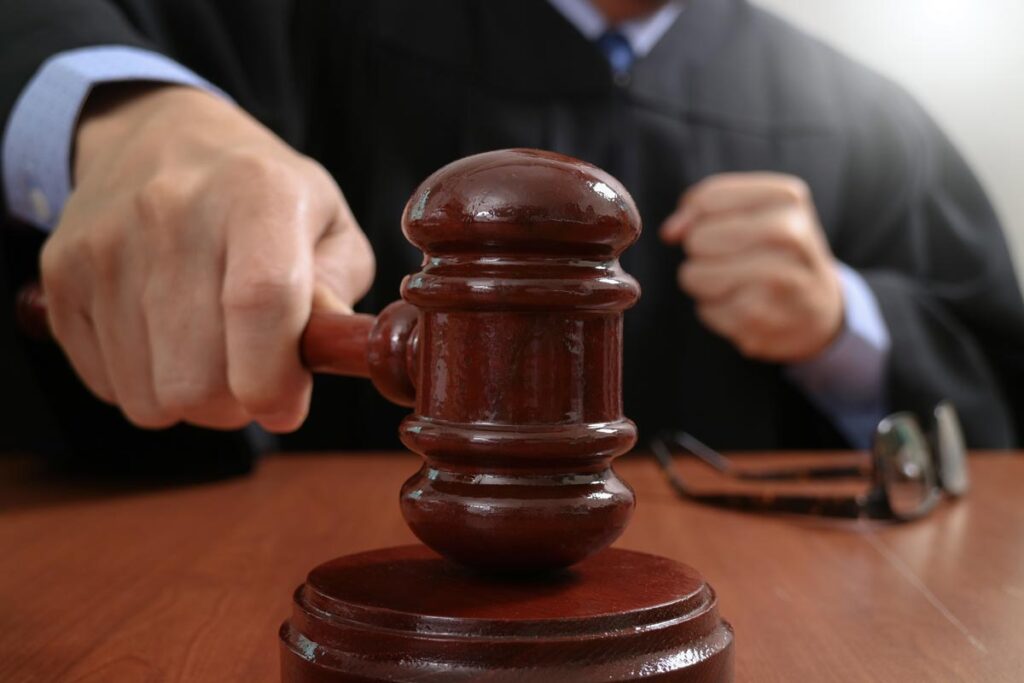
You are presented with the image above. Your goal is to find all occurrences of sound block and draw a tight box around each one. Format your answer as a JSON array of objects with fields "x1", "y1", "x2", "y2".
[{"x1": 280, "y1": 545, "x2": 733, "y2": 682}]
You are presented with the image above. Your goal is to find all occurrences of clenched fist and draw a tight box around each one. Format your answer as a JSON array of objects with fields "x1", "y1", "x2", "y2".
[
  {"x1": 40, "y1": 85, "x2": 374, "y2": 432},
  {"x1": 660, "y1": 173, "x2": 843, "y2": 362}
]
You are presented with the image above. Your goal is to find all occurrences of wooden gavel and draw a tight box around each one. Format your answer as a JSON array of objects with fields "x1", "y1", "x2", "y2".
[{"x1": 16, "y1": 148, "x2": 643, "y2": 572}]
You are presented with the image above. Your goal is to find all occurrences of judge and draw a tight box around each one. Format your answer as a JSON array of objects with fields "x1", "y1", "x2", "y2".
[{"x1": 1, "y1": 0, "x2": 1022, "y2": 475}]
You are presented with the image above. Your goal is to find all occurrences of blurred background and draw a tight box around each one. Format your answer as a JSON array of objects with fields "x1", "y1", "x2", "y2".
[{"x1": 755, "y1": 0, "x2": 1024, "y2": 291}]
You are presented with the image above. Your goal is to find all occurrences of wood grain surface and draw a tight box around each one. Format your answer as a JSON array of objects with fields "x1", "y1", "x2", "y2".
[{"x1": 1, "y1": 451, "x2": 1022, "y2": 682}]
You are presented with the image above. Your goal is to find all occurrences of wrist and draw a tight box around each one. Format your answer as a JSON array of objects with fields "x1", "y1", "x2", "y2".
[
  {"x1": 73, "y1": 84, "x2": 230, "y2": 184},
  {"x1": 818, "y1": 263, "x2": 846, "y2": 353}
]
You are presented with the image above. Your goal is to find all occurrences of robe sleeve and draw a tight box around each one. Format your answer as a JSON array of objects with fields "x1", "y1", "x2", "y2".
[{"x1": 836, "y1": 77, "x2": 1024, "y2": 447}]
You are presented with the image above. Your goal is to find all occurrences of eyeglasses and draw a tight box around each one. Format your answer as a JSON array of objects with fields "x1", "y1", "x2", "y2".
[{"x1": 650, "y1": 401, "x2": 969, "y2": 522}]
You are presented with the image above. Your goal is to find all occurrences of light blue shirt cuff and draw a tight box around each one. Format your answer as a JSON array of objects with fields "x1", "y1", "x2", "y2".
[
  {"x1": 786, "y1": 263, "x2": 891, "y2": 449},
  {"x1": 2, "y1": 45, "x2": 228, "y2": 230}
]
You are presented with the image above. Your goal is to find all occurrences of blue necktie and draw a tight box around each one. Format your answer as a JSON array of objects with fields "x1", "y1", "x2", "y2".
[{"x1": 597, "y1": 30, "x2": 635, "y2": 79}]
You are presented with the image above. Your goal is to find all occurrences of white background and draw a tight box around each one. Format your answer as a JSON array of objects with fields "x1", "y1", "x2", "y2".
[{"x1": 753, "y1": 0, "x2": 1024, "y2": 290}]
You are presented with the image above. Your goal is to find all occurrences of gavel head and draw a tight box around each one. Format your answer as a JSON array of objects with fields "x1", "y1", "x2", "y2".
[{"x1": 396, "y1": 148, "x2": 641, "y2": 572}]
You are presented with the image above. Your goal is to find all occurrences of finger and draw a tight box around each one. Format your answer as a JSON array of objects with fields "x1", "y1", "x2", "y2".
[
  {"x1": 684, "y1": 205, "x2": 811, "y2": 259},
  {"x1": 301, "y1": 164, "x2": 375, "y2": 314},
  {"x1": 661, "y1": 173, "x2": 809, "y2": 243},
  {"x1": 145, "y1": 235, "x2": 250, "y2": 430},
  {"x1": 40, "y1": 246, "x2": 116, "y2": 403},
  {"x1": 221, "y1": 191, "x2": 316, "y2": 433},
  {"x1": 678, "y1": 248, "x2": 802, "y2": 303},
  {"x1": 92, "y1": 261, "x2": 176, "y2": 429},
  {"x1": 51, "y1": 310, "x2": 117, "y2": 404},
  {"x1": 695, "y1": 286, "x2": 779, "y2": 359},
  {"x1": 659, "y1": 207, "x2": 691, "y2": 244}
]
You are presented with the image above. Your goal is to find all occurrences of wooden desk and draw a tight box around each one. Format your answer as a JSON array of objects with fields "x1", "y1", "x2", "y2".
[{"x1": 0, "y1": 452, "x2": 1021, "y2": 682}]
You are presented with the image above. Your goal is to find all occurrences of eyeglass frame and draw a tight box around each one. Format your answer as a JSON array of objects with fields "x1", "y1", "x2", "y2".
[{"x1": 649, "y1": 401, "x2": 968, "y2": 522}]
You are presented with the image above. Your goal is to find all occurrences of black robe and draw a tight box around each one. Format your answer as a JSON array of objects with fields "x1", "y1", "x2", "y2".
[{"x1": 2, "y1": 0, "x2": 1022, "y2": 474}]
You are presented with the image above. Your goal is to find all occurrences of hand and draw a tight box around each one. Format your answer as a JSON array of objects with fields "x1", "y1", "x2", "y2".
[
  {"x1": 40, "y1": 85, "x2": 375, "y2": 432},
  {"x1": 660, "y1": 173, "x2": 843, "y2": 362}
]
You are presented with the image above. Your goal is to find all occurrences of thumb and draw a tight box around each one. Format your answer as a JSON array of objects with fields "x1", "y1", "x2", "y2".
[{"x1": 311, "y1": 279, "x2": 354, "y2": 315}]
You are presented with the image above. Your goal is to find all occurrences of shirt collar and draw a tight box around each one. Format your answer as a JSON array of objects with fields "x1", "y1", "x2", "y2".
[{"x1": 546, "y1": 0, "x2": 685, "y2": 58}]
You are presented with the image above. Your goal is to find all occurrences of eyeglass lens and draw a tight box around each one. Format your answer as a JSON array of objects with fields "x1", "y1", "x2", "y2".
[
  {"x1": 874, "y1": 414, "x2": 939, "y2": 520},
  {"x1": 933, "y1": 401, "x2": 970, "y2": 497}
]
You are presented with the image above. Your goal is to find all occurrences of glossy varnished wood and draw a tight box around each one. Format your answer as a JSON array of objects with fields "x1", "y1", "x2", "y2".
[
  {"x1": 281, "y1": 546, "x2": 732, "y2": 681},
  {"x1": 1, "y1": 451, "x2": 1021, "y2": 682},
  {"x1": 15, "y1": 149, "x2": 643, "y2": 572},
  {"x1": 394, "y1": 149, "x2": 642, "y2": 570},
  {"x1": 286, "y1": 148, "x2": 726, "y2": 682}
]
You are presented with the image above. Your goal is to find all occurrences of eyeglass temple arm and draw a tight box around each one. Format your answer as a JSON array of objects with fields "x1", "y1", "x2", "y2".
[
  {"x1": 669, "y1": 432, "x2": 869, "y2": 481},
  {"x1": 689, "y1": 491, "x2": 870, "y2": 518},
  {"x1": 669, "y1": 431, "x2": 733, "y2": 473},
  {"x1": 651, "y1": 440, "x2": 874, "y2": 519},
  {"x1": 729, "y1": 463, "x2": 869, "y2": 482}
]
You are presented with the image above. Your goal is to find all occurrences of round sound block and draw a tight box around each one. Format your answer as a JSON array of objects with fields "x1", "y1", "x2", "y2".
[{"x1": 280, "y1": 545, "x2": 733, "y2": 682}]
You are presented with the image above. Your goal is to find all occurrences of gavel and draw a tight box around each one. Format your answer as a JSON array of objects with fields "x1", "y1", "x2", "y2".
[{"x1": 16, "y1": 148, "x2": 643, "y2": 572}]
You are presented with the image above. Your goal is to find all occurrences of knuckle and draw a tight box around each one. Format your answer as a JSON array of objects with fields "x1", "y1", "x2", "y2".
[
  {"x1": 777, "y1": 217, "x2": 806, "y2": 247},
  {"x1": 221, "y1": 153, "x2": 311, "y2": 223},
  {"x1": 782, "y1": 176, "x2": 810, "y2": 203},
  {"x1": 135, "y1": 175, "x2": 189, "y2": 226},
  {"x1": 39, "y1": 242, "x2": 73, "y2": 299},
  {"x1": 156, "y1": 376, "x2": 229, "y2": 415},
  {"x1": 39, "y1": 239, "x2": 64, "y2": 279},
  {"x1": 299, "y1": 155, "x2": 337, "y2": 189},
  {"x1": 222, "y1": 266, "x2": 304, "y2": 315},
  {"x1": 225, "y1": 151, "x2": 296, "y2": 192}
]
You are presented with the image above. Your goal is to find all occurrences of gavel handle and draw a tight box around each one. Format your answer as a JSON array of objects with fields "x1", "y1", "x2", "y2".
[
  {"x1": 14, "y1": 282, "x2": 418, "y2": 406},
  {"x1": 303, "y1": 309, "x2": 375, "y2": 378}
]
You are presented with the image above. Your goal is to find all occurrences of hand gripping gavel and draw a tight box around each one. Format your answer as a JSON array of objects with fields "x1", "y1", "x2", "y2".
[{"x1": 16, "y1": 148, "x2": 642, "y2": 572}]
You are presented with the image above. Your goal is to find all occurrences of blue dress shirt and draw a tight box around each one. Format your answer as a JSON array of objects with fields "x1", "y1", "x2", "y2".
[
  {"x1": 1, "y1": 45, "x2": 223, "y2": 230},
  {"x1": 0, "y1": 1, "x2": 891, "y2": 448}
]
